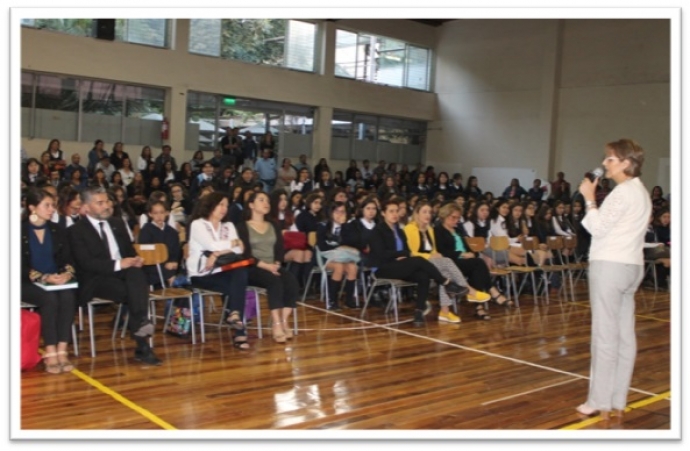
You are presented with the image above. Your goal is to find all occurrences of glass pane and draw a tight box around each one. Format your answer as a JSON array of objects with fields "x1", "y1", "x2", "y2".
[
  {"x1": 375, "y1": 37, "x2": 405, "y2": 87},
  {"x1": 124, "y1": 86, "x2": 165, "y2": 118},
  {"x1": 34, "y1": 75, "x2": 79, "y2": 141},
  {"x1": 335, "y1": 29, "x2": 357, "y2": 78},
  {"x1": 21, "y1": 19, "x2": 35, "y2": 27},
  {"x1": 331, "y1": 111, "x2": 353, "y2": 139},
  {"x1": 186, "y1": 92, "x2": 219, "y2": 152},
  {"x1": 221, "y1": 19, "x2": 286, "y2": 66},
  {"x1": 35, "y1": 75, "x2": 79, "y2": 111},
  {"x1": 356, "y1": 34, "x2": 374, "y2": 81},
  {"x1": 33, "y1": 19, "x2": 94, "y2": 37},
  {"x1": 284, "y1": 114, "x2": 312, "y2": 135},
  {"x1": 80, "y1": 81, "x2": 124, "y2": 116},
  {"x1": 189, "y1": 19, "x2": 221, "y2": 57},
  {"x1": 284, "y1": 20, "x2": 315, "y2": 72},
  {"x1": 21, "y1": 72, "x2": 34, "y2": 108},
  {"x1": 116, "y1": 19, "x2": 168, "y2": 47},
  {"x1": 406, "y1": 45, "x2": 430, "y2": 91},
  {"x1": 353, "y1": 114, "x2": 377, "y2": 141}
]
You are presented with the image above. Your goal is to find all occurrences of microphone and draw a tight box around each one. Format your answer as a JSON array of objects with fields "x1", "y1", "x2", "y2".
[{"x1": 586, "y1": 167, "x2": 604, "y2": 182}]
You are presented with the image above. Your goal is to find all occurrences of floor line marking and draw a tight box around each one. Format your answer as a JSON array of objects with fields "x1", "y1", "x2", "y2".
[
  {"x1": 297, "y1": 302, "x2": 660, "y2": 398},
  {"x1": 560, "y1": 390, "x2": 672, "y2": 430},
  {"x1": 70, "y1": 368, "x2": 177, "y2": 430},
  {"x1": 571, "y1": 301, "x2": 670, "y2": 323},
  {"x1": 481, "y1": 378, "x2": 581, "y2": 406}
]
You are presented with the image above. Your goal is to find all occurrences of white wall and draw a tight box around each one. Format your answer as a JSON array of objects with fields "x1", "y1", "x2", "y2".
[{"x1": 427, "y1": 18, "x2": 670, "y2": 193}]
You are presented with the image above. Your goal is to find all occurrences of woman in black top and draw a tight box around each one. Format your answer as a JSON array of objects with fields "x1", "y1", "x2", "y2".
[
  {"x1": 316, "y1": 202, "x2": 360, "y2": 310},
  {"x1": 23, "y1": 158, "x2": 47, "y2": 187},
  {"x1": 294, "y1": 193, "x2": 324, "y2": 235},
  {"x1": 236, "y1": 191, "x2": 299, "y2": 344},
  {"x1": 377, "y1": 175, "x2": 401, "y2": 200},
  {"x1": 109, "y1": 142, "x2": 129, "y2": 170},
  {"x1": 465, "y1": 176, "x2": 483, "y2": 199},
  {"x1": 177, "y1": 162, "x2": 195, "y2": 190},
  {"x1": 434, "y1": 202, "x2": 512, "y2": 308},
  {"x1": 369, "y1": 199, "x2": 465, "y2": 326},
  {"x1": 313, "y1": 158, "x2": 330, "y2": 183},
  {"x1": 21, "y1": 188, "x2": 77, "y2": 374},
  {"x1": 341, "y1": 195, "x2": 378, "y2": 269}
]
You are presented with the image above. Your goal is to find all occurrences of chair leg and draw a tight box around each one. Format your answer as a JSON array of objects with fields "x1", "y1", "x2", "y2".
[
  {"x1": 218, "y1": 295, "x2": 229, "y2": 329},
  {"x1": 113, "y1": 304, "x2": 124, "y2": 341},
  {"x1": 188, "y1": 295, "x2": 196, "y2": 345},
  {"x1": 254, "y1": 289, "x2": 263, "y2": 339},
  {"x1": 71, "y1": 323, "x2": 79, "y2": 357},
  {"x1": 301, "y1": 271, "x2": 314, "y2": 303},
  {"x1": 78, "y1": 306, "x2": 84, "y2": 331},
  {"x1": 198, "y1": 295, "x2": 205, "y2": 343},
  {"x1": 88, "y1": 304, "x2": 96, "y2": 358},
  {"x1": 360, "y1": 280, "x2": 376, "y2": 319},
  {"x1": 292, "y1": 307, "x2": 298, "y2": 336}
]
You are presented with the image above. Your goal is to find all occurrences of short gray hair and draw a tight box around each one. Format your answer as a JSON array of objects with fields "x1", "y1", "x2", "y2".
[{"x1": 80, "y1": 185, "x2": 107, "y2": 204}]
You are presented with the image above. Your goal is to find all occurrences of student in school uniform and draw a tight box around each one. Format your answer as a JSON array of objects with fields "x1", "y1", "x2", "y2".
[{"x1": 137, "y1": 200, "x2": 181, "y2": 287}]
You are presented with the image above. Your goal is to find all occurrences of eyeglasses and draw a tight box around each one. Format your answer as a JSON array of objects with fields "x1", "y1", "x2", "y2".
[{"x1": 603, "y1": 156, "x2": 621, "y2": 163}]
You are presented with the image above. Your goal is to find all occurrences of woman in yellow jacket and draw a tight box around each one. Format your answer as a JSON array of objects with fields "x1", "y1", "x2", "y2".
[{"x1": 404, "y1": 202, "x2": 491, "y2": 322}]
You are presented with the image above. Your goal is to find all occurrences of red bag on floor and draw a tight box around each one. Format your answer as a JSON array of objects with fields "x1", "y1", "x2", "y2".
[{"x1": 21, "y1": 310, "x2": 42, "y2": 371}]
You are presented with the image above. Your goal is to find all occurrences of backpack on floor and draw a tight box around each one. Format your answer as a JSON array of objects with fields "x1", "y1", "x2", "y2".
[
  {"x1": 21, "y1": 310, "x2": 42, "y2": 371},
  {"x1": 164, "y1": 294, "x2": 201, "y2": 338}
]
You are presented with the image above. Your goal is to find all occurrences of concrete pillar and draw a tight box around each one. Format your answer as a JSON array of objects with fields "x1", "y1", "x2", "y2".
[
  {"x1": 167, "y1": 19, "x2": 191, "y2": 163},
  {"x1": 539, "y1": 19, "x2": 564, "y2": 180},
  {"x1": 311, "y1": 106, "x2": 333, "y2": 166}
]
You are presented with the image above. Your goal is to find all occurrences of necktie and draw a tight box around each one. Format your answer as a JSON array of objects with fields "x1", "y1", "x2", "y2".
[
  {"x1": 99, "y1": 221, "x2": 112, "y2": 258},
  {"x1": 334, "y1": 226, "x2": 341, "y2": 236}
]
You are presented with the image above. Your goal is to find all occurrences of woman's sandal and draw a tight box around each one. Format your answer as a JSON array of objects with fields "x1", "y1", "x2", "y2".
[
  {"x1": 43, "y1": 353, "x2": 62, "y2": 374},
  {"x1": 492, "y1": 293, "x2": 514, "y2": 308},
  {"x1": 56, "y1": 351, "x2": 75, "y2": 372},
  {"x1": 226, "y1": 311, "x2": 245, "y2": 330},
  {"x1": 272, "y1": 324, "x2": 287, "y2": 343},
  {"x1": 233, "y1": 335, "x2": 250, "y2": 350},
  {"x1": 474, "y1": 306, "x2": 492, "y2": 321},
  {"x1": 282, "y1": 321, "x2": 294, "y2": 339}
]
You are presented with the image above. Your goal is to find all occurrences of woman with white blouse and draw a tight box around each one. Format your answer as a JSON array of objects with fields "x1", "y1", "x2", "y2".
[
  {"x1": 118, "y1": 157, "x2": 136, "y2": 187},
  {"x1": 488, "y1": 200, "x2": 549, "y2": 266},
  {"x1": 575, "y1": 139, "x2": 651, "y2": 421},
  {"x1": 186, "y1": 192, "x2": 250, "y2": 349}
]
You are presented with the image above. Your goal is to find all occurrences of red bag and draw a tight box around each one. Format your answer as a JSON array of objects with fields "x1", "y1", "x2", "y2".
[
  {"x1": 21, "y1": 310, "x2": 42, "y2": 371},
  {"x1": 283, "y1": 231, "x2": 308, "y2": 251}
]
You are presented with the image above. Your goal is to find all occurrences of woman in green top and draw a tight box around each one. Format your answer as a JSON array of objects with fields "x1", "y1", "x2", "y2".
[{"x1": 236, "y1": 192, "x2": 300, "y2": 344}]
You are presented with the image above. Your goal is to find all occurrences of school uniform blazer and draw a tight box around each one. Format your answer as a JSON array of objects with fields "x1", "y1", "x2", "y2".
[
  {"x1": 368, "y1": 222, "x2": 411, "y2": 268},
  {"x1": 68, "y1": 216, "x2": 137, "y2": 305},
  {"x1": 21, "y1": 220, "x2": 75, "y2": 284}
]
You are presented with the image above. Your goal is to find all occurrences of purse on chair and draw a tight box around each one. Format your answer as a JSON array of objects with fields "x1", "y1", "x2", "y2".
[{"x1": 283, "y1": 231, "x2": 308, "y2": 250}]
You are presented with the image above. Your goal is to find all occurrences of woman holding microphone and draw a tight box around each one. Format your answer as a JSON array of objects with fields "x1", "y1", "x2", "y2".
[{"x1": 576, "y1": 139, "x2": 651, "y2": 422}]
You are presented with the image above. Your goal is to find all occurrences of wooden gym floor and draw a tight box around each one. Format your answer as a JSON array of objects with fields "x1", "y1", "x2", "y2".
[{"x1": 19, "y1": 281, "x2": 671, "y2": 434}]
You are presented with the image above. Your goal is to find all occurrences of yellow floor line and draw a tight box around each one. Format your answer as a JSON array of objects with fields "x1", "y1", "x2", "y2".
[
  {"x1": 561, "y1": 390, "x2": 671, "y2": 430},
  {"x1": 70, "y1": 368, "x2": 177, "y2": 430},
  {"x1": 572, "y1": 301, "x2": 670, "y2": 323}
]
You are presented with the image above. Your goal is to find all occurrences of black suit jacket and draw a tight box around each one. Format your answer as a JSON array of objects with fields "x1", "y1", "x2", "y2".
[
  {"x1": 68, "y1": 216, "x2": 136, "y2": 304},
  {"x1": 433, "y1": 224, "x2": 476, "y2": 261},
  {"x1": 368, "y1": 222, "x2": 411, "y2": 268}
]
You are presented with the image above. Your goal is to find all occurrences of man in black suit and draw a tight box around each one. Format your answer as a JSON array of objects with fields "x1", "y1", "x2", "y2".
[{"x1": 69, "y1": 186, "x2": 162, "y2": 365}]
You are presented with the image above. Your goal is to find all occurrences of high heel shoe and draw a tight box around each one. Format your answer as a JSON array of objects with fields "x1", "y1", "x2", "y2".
[
  {"x1": 233, "y1": 335, "x2": 250, "y2": 350},
  {"x1": 43, "y1": 353, "x2": 62, "y2": 374},
  {"x1": 272, "y1": 324, "x2": 287, "y2": 343},
  {"x1": 474, "y1": 306, "x2": 491, "y2": 321},
  {"x1": 226, "y1": 311, "x2": 244, "y2": 330},
  {"x1": 282, "y1": 321, "x2": 294, "y2": 339},
  {"x1": 56, "y1": 351, "x2": 75, "y2": 372}
]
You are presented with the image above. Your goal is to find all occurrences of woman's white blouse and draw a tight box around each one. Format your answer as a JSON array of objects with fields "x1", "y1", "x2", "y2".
[{"x1": 186, "y1": 218, "x2": 243, "y2": 277}]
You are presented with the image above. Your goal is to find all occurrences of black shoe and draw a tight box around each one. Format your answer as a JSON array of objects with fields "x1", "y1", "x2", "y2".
[
  {"x1": 134, "y1": 348, "x2": 162, "y2": 366},
  {"x1": 328, "y1": 302, "x2": 342, "y2": 312},
  {"x1": 345, "y1": 299, "x2": 358, "y2": 309},
  {"x1": 413, "y1": 309, "x2": 425, "y2": 326},
  {"x1": 444, "y1": 281, "x2": 469, "y2": 297}
]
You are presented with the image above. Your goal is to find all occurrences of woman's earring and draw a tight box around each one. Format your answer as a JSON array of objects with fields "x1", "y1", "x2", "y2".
[{"x1": 29, "y1": 212, "x2": 39, "y2": 223}]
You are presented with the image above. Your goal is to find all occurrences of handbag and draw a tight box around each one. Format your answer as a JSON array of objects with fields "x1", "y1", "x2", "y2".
[
  {"x1": 283, "y1": 231, "x2": 308, "y2": 250},
  {"x1": 21, "y1": 310, "x2": 42, "y2": 371}
]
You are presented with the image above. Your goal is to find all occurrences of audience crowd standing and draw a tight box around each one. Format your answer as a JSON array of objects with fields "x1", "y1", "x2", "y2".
[{"x1": 20, "y1": 136, "x2": 671, "y2": 369}]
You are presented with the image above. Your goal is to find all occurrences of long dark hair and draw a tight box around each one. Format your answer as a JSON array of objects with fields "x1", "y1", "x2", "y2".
[
  {"x1": 269, "y1": 189, "x2": 294, "y2": 229},
  {"x1": 243, "y1": 190, "x2": 271, "y2": 221},
  {"x1": 189, "y1": 192, "x2": 228, "y2": 223},
  {"x1": 24, "y1": 187, "x2": 55, "y2": 220}
]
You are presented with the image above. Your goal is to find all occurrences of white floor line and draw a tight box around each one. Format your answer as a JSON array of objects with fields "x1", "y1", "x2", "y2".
[
  {"x1": 480, "y1": 378, "x2": 581, "y2": 406},
  {"x1": 298, "y1": 302, "x2": 660, "y2": 398}
]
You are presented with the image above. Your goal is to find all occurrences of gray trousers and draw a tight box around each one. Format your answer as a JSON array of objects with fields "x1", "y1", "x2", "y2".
[
  {"x1": 586, "y1": 260, "x2": 644, "y2": 411},
  {"x1": 429, "y1": 257, "x2": 468, "y2": 307}
]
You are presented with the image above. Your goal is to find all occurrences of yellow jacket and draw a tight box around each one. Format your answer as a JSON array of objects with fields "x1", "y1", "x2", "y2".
[{"x1": 403, "y1": 221, "x2": 436, "y2": 260}]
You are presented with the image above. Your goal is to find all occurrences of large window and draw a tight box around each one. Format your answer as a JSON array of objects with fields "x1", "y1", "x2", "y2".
[
  {"x1": 186, "y1": 91, "x2": 314, "y2": 157},
  {"x1": 21, "y1": 19, "x2": 170, "y2": 47},
  {"x1": 22, "y1": 71, "x2": 166, "y2": 147},
  {"x1": 331, "y1": 110, "x2": 426, "y2": 165},
  {"x1": 335, "y1": 29, "x2": 431, "y2": 91},
  {"x1": 189, "y1": 19, "x2": 316, "y2": 72}
]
